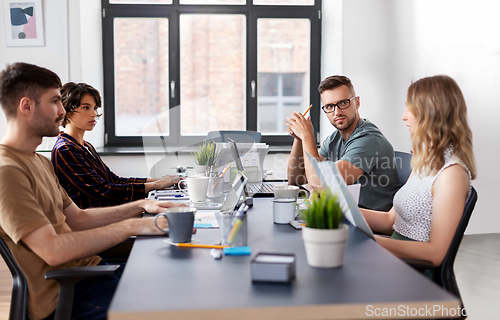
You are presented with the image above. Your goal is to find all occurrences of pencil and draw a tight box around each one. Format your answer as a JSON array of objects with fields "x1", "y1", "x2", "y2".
[
  {"x1": 211, "y1": 164, "x2": 231, "y2": 190},
  {"x1": 303, "y1": 104, "x2": 313, "y2": 116},
  {"x1": 170, "y1": 243, "x2": 229, "y2": 249}
]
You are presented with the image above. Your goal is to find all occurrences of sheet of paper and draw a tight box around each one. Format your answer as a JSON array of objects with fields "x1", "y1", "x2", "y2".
[
  {"x1": 316, "y1": 161, "x2": 355, "y2": 226},
  {"x1": 194, "y1": 210, "x2": 219, "y2": 228},
  {"x1": 347, "y1": 184, "x2": 361, "y2": 205}
]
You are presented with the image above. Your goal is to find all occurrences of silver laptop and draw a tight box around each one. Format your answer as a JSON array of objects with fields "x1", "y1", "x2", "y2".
[
  {"x1": 305, "y1": 152, "x2": 375, "y2": 240},
  {"x1": 188, "y1": 171, "x2": 248, "y2": 212},
  {"x1": 228, "y1": 138, "x2": 286, "y2": 197},
  {"x1": 219, "y1": 171, "x2": 248, "y2": 214}
]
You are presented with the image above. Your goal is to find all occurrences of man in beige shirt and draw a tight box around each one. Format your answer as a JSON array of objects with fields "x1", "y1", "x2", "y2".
[{"x1": 0, "y1": 62, "x2": 183, "y2": 320}]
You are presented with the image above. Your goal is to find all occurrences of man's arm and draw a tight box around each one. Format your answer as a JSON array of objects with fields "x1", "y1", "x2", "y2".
[
  {"x1": 287, "y1": 138, "x2": 306, "y2": 185},
  {"x1": 285, "y1": 111, "x2": 325, "y2": 187},
  {"x1": 22, "y1": 216, "x2": 163, "y2": 266},
  {"x1": 301, "y1": 138, "x2": 325, "y2": 189},
  {"x1": 63, "y1": 199, "x2": 185, "y2": 231},
  {"x1": 336, "y1": 160, "x2": 365, "y2": 185}
]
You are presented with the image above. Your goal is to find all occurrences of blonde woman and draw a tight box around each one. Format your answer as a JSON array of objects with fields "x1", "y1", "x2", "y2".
[{"x1": 360, "y1": 75, "x2": 476, "y2": 277}]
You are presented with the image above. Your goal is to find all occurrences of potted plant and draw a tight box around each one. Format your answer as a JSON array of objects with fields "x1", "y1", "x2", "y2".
[
  {"x1": 192, "y1": 140, "x2": 219, "y2": 176},
  {"x1": 299, "y1": 189, "x2": 349, "y2": 268}
]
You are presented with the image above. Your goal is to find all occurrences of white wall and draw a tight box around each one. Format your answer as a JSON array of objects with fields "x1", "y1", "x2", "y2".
[
  {"x1": 0, "y1": 0, "x2": 69, "y2": 145},
  {"x1": 338, "y1": 0, "x2": 500, "y2": 234},
  {"x1": 0, "y1": 0, "x2": 498, "y2": 234},
  {"x1": 0, "y1": 0, "x2": 104, "y2": 148}
]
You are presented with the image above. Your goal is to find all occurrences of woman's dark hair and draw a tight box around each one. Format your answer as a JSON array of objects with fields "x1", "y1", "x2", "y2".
[{"x1": 61, "y1": 82, "x2": 102, "y2": 127}]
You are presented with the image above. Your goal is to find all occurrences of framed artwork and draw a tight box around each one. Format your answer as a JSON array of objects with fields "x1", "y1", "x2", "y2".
[{"x1": 3, "y1": 0, "x2": 44, "y2": 47}]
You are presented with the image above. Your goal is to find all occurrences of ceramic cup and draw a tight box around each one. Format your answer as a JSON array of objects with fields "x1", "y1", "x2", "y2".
[
  {"x1": 274, "y1": 185, "x2": 309, "y2": 204},
  {"x1": 154, "y1": 207, "x2": 196, "y2": 243},
  {"x1": 179, "y1": 176, "x2": 210, "y2": 203},
  {"x1": 273, "y1": 198, "x2": 297, "y2": 224}
]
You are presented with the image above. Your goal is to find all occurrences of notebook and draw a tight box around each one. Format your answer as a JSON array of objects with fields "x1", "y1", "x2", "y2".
[
  {"x1": 305, "y1": 152, "x2": 375, "y2": 240},
  {"x1": 153, "y1": 172, "x2": 247, "y2": 213},
  {"x1": 192, "y1": 173, "x2": 249, "y2": 228},
  {"x1": 228, "y1": 139, "x2": 287, "y2": 197}
]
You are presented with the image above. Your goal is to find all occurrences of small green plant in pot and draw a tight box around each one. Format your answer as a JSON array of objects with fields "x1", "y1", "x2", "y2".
[
  {"x1": 192, "y1": 140, "x2": 219, "y2": 176},
  {"x1": 299, "y1": 188, "x2": 349, "y2": 268}
]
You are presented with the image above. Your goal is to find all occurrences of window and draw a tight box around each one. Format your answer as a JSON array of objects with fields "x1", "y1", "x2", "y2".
[
  {"x1": 102, "y1": 0, "x2": 321, "y2": 147},
  {"x1": 258, "y1": 73, "x2": 305, "y2": 133}
]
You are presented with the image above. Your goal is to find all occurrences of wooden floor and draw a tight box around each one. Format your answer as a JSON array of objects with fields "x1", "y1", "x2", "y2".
[
  {"x1": 0, "y1": 234, "x2": 498, "y2": 320},
  {"x1": 0, "y1": 258, "x2": 11, "y2": 320}
]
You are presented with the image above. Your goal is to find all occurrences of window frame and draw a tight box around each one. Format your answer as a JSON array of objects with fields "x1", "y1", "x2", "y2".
[{"x1": 102, "y1": 0, "x2": 322, "y2": 147}]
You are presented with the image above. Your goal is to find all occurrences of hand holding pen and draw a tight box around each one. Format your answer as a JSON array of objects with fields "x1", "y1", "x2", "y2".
[{"x1": 285, "y1": 104, "x2": 314, "y2": 141}]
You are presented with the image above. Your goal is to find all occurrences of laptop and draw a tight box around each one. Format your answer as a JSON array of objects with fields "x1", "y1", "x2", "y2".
[
  {"x1": 187, "y1": 171, "x2": 248, "y2": 213},
  {"x1": 228, "y1": 139, "x2": 287, "y2": 197},
  {"x1": 305, "y1": 152, "x2": 375, "y2": 240},
  {"x1": 154, "y1": 172, "x2": 248, "y2": 212}
]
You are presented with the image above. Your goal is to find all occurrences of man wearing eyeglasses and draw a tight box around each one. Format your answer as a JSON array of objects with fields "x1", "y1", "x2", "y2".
[{"x1": 285, "y1": 75, "x2": 400, "y2": 211}]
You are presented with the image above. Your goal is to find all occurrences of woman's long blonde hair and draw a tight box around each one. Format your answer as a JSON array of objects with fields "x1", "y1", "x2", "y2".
[{"x1": 406, "y1": 75, "x2": 476, "y2": 179}]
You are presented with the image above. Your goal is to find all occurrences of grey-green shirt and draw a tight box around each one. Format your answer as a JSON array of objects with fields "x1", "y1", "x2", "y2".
[{"x1": 318, "y1": 118, "x2": 400, "y2": 211}]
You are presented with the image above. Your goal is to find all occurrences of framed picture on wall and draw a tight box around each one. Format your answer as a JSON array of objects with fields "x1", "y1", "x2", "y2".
[{"x1": 3, "y1": 0, "x2": 44, "y2": 47}]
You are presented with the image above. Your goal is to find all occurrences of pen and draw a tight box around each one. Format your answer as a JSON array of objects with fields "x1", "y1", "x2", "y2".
[
  {"x1": 211, "y1": 164, "x2": 231, "y2": 190},
  {"x1": 224, "y1": 204, "x2": 249, "y2": 245},
  {"x1": 303, "y1": 104, "x2": 313, "y2": 116},
  {"x1": 170, "y1": 243, "x2": 229, "y2": 249}
]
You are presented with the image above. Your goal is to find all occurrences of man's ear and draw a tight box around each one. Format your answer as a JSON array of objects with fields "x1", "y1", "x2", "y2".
[{"x1": 18, "y1": 97, "x2": 33, "y2": 116}]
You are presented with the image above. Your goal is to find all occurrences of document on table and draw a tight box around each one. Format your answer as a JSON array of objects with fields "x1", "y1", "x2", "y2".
[{"x1": 194, "y1": 210, "x2": 219, "y2": 228}]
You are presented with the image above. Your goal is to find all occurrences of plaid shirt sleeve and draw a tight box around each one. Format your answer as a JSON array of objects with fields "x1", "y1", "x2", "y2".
[{"x1": 51, "y1": 135, "x2": 147, "y2": 208}]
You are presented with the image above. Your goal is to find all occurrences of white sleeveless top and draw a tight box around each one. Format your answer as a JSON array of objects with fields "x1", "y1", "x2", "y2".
[{"x1": 393, "y1": 146, "x2": 472, "y2": 242}]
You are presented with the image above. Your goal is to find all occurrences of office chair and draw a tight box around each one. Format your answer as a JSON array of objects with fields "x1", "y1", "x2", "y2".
[
  {"x1": 206, "y1": 130, "x2": 262, "y2": 143},
  {"x1": 402, "y1": 186, "x2": 477, "y2": 317},
  {"x1": 394, "y1": 151, "x2": 412, "y2": 185},
  {"x1": 0, "y1": 237, "x2": 119, "y2": 320}
]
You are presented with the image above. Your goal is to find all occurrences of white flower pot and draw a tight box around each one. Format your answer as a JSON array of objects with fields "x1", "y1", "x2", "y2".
[
  {"x1": 194, "y1": 165, "x2": 208, "y2": 176},
  {"x1": 302, "y1": 224, "x2": 349, "y2": 268}
]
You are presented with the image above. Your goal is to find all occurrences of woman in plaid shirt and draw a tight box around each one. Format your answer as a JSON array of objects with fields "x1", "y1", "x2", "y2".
[{"x1": 52, "y1": 82, "x2": 180, "y2": 208}]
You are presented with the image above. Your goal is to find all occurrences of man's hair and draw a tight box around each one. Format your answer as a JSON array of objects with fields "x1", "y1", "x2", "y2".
[
  {"x1": 0, "y1": 63, "x2": 62, "y2": 119},
  {"x1": 61, "y1": 82, "x2": 102, "y2": 127},
  {"x1": 406, "y1": 75, "x2": 476, "y2": 180},
  {"x1": 318, "y1": 75, "x2": 356, "y2": 96}
]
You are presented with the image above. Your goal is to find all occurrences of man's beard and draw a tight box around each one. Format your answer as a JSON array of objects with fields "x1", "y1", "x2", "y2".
[
  {"x1": 332, "y1": 115, "x2": 356, "y2": 131},
  {"x1": 31, "y1": 108, "x2": 64, "y2": 138}
]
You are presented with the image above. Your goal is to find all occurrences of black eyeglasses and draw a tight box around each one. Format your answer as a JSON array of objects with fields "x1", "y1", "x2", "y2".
[{"x1": 322, "y1": 96, "x2": 357, "y2": 114}]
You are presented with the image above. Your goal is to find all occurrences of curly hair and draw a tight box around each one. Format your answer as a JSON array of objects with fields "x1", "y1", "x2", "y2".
[
  {"x1": 60, "y1": 82, "x2": 102, "y2": 127},
  {"x1": 406, "y1": 75, "x2": 476, "y2": 180}
]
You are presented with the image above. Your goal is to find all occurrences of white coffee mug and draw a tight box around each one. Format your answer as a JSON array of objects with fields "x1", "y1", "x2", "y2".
[
  {"x1": 273, "y1": 198, "x2": 297, "y2": 224},
  {"x1": 274, "y1": 185, "x2": 309, "y2": 204},
  {"x1": 179, "y1": 176, "x2": 209, "y2": 203}
]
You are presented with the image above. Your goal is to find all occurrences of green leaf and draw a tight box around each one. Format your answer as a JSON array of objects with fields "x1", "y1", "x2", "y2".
[
  {"x1": 192, "y1": 140, "x2": 220, "y2": 166},
  {"x1": 300, "y1": 188, "x2": 345, "y2": 229}
]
